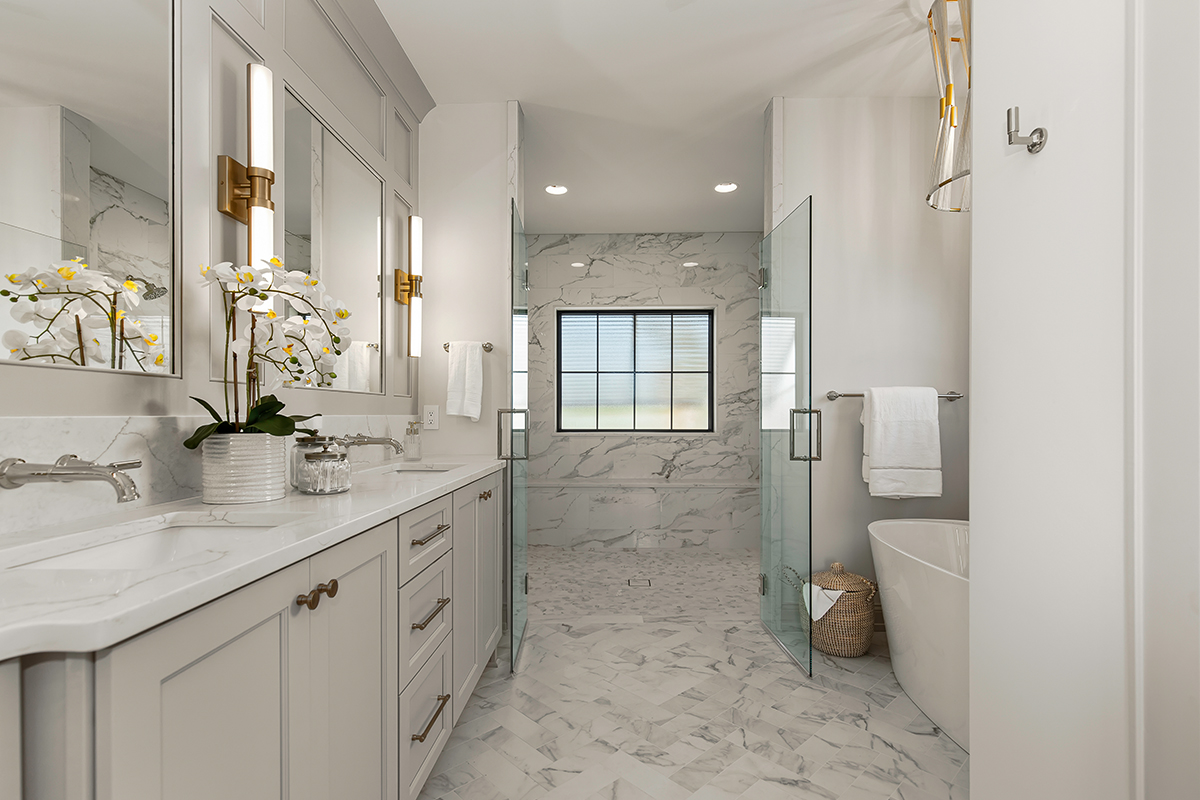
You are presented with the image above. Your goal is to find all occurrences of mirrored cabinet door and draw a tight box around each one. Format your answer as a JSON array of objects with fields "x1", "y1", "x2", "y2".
[
  {"x1": 283, "y1": 90, "x2": 384, "y2": 394},
  {"x1": 0, "y1": 0, "x2": 174, "y2": 374}
]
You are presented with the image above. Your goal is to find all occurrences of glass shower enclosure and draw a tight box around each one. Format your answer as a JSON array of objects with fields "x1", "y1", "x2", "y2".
[
  {"x1": 505, "y1": 200, "x2": 530, "y2": 670},
  {"x1": 760, "y1": 197, "x2": 815, "y2": 674}
]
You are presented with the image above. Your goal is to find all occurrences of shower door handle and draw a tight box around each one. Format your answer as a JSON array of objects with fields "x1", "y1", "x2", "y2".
[
  {"x1": 497, "y1": 409, "x2": 528, "y2": 461},
  {"x1": 789, "y1": 408, "x2": 822, "y2": 462}
]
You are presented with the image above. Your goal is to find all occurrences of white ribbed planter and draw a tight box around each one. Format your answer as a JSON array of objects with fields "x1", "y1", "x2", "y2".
[{"x1": 201, "y1": 433, "x2": 287, "y2": 504}]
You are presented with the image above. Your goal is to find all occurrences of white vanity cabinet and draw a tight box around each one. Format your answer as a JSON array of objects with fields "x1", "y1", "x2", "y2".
[
  {"x1": 1, "y1": 659, "x2": 19, "y2": 800},
  {"x1": 451, "y1": 473, "x2": 503, "y2": 720},
  {"x1": 94, "y1": 521, "x2": 398, "y2": 800}
]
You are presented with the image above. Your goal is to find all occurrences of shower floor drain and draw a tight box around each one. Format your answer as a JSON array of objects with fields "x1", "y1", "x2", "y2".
[{"x1": 628, "y1": 578, "x2": 651, "y2": 587}]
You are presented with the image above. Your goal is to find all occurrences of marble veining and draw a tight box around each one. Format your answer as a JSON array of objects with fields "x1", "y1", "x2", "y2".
[
  {"x1": 0, "y1": 413, "x2": 418, "y2": 539},
  {"x1": 419, "y1": 547, "x2": 968, "y2": 799},
  {"x1": 525, "y1": 232, "x2": 762, "y2": 550}
]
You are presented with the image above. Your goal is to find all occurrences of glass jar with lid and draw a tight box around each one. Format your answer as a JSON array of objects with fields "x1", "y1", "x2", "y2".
[
  {"x1": 292, "y1": 435, "x2": 346, "y2": 488},
  {"x1": 296, "y1": 445, "x2": 352, "y2": 495}
]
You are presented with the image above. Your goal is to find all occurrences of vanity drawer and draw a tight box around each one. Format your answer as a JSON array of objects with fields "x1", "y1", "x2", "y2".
[
  {"x1": 399, "y1": 633, "x2": 453, "y2": 800},
  {"x1": 399, "y1": 551, "x2": 452, "y2": 690},
  {"x1": 399, "y1": 495, "x2": 453, "y2": 586}
]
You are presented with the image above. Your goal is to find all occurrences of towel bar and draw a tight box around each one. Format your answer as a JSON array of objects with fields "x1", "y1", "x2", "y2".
[
  {"x1": 826, "y1": 390, "x2": 963, "y2": 402},
  {"x1": 443, "y1": 342, "x2": 493, "y2": 352}
]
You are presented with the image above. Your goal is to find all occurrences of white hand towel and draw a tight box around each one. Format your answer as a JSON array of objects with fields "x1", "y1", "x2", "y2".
[
  {"x1": 446, "y1": 341, "x2": 484, "y2": 422},
  {"x1": 801, "y1": 583, "x2": 845, "y2": 622},
  {"x1": 861, "y1": 387, "x2": 942, "y2": 499}
]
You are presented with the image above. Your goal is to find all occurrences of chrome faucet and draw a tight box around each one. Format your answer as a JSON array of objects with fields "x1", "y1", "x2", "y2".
[
  {"x1": 0, "y1": 455, "x2": 143, "y2": 503},
  {"x1": 339, "y1": 434, "x2": 403, "y2": 455}
]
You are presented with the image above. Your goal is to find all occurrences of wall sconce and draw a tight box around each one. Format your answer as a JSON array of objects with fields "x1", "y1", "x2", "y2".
[
  {"x1": 394, "y1": 215, "x2": 423, "y2": 357},
  {"x1": 926, "y1": 0, "x2": 971, "y2": 212},
  {"x1": 217, "y1": 63, "x2": 275, "y2": 267}
]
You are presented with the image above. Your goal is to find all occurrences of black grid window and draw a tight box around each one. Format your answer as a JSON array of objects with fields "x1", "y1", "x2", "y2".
[{"x1": 557, "y1": 310, "x2": 714, "y2": 432}]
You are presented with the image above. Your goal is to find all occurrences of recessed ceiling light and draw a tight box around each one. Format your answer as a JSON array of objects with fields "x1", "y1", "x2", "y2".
[
  {"x1": 682, "y1": 262, "x2": 699, "y2": 267},
  {"x1": 545, "y1": 185, "x2": 568, "y2": 195},
  {"x1": 571, "y1": 262, "x2": 586, "y2": 268},
  {"x1": 714, "y1": 183, "x2": 738, "y2": 193}
]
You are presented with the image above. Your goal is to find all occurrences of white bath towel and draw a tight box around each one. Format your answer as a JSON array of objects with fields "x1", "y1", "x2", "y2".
[
  {"x1": 801, "y1": 584, "x2": 844, "y2": 622},
  {"x1": 446, "y1": 341, "x2": 484, "y2": 422},
  {"x1": 861, "y1": 387, "x2": 942, "y2": 499}
]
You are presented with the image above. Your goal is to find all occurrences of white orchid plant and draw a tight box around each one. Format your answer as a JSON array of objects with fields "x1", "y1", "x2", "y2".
[
  {"x1": 184, "y1": 257, "x2": 353, "y2": 449},
  {"x1": 2, "y1": 258, "x2": 167, "y2": 370}
]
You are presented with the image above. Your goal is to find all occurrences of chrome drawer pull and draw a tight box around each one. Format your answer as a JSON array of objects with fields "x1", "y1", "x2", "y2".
[
  {"x1": 412, "y1": 597, "x2": 451, "y2": 630},
  {"x1": 411, "y1": 523, "x2": 450, "y2": 547},
  {"x1": 412, "y1": 694, "x2": 451, "y2": 742}
]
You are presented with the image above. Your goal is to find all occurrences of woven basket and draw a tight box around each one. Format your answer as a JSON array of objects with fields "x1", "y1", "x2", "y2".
[{"x1": 805, "y1": 562, "x2": 877, "y2": 658}]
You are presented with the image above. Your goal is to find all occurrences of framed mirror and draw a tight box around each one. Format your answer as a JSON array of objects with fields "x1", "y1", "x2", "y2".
[
  {"x1": 0, "y1": 0, "x2": 174, "y2": 374},
  {"x1": 282, "y1": 89, "x2": 384, "y2": 393}
]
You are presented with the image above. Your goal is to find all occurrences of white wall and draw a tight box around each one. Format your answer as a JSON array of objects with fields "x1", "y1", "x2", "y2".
[
  {"x1": 1139, "y1": 0, "x2": 1200, "y2": 793},
  {"x1": 417, "y1": 103, "x2": 512, "y2": 455},
  {"x1": 779, "y1": 97, "x2": 971, "y2": 582},
  {"x1": 970, "y1": 1, "x2": 1131, "y2": 797}
]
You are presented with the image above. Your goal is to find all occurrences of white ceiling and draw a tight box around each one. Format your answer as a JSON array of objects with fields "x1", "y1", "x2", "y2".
[{"x1": 378, "y1": 0, "x2": 935, "y2": 234}]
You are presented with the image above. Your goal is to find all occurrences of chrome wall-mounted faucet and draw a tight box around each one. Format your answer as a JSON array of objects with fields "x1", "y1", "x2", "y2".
[
  {"x1": 0, "y1": 455, "x2": 143, "y2": 503},
  {"x1": 339, "y1": 434, "x2": 403, "y2": 455}
]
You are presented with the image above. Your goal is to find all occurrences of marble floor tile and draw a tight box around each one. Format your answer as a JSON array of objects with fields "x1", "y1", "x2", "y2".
[{"x1": 419, "y1": 547, "x2": 967, "y2": 800}]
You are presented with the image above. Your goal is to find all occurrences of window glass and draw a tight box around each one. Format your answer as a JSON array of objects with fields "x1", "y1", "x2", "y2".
[{"x1": 558, "y1": 310, "x2": 713, "y2": 432}]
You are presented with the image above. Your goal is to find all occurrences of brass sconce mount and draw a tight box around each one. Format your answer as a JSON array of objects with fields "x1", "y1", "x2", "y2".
[
  {"x1": 217, "y1": 154, "x2": 275, "y2": 226},
  {"x1": 395, "y1": 270, "x2": 422, "y2": 305}
]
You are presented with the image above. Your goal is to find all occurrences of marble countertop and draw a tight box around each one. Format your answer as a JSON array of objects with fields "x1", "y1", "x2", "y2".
[{"x1": 0, "y1": 455, "x2": 504, "y2": 661}]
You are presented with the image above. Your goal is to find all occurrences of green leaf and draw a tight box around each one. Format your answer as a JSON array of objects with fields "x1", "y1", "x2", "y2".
[
  {"x1": 184, "y1": 422, "x2": 221, "y2": 450},
  {"x1": 288, "y1": 413, "x2": 319, "y2": 423},
  {"x1": 189, "y1": 396, "x2": 224, "y2": 423},
  {"x1": 246, "y1": 398, "x2": 285, "y2": 426},
  {"x1": 245, "y1": 414, "x2": 296, "y2": 437}
]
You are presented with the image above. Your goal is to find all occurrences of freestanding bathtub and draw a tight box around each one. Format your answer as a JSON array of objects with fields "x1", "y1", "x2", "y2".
[{"x1": 868, "y1": 518, "x2": 969, "y2": 752}]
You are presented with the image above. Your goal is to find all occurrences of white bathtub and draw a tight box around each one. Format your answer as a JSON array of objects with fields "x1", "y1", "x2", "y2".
[{"x1": 868, "y1": 518, "x2": 969, "y2": 752}]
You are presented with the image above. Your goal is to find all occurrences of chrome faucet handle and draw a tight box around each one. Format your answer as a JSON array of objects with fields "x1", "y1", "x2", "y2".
[{"x1": 108, "y1": 460, "x2": 143, "y2": 471}]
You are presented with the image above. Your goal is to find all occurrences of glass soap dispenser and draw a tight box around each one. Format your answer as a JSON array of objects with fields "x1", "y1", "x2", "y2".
[{"x1": 404, "y1": 421, "x2": 422, "y2": 461}]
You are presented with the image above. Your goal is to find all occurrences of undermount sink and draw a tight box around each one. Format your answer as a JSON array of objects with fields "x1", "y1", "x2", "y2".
[
  {"x1": 11, "y1": 512, "x2": 304, "y2": 571},
  {"x1": 391, "y1": 463, "x2": 463, "y2": 473}
]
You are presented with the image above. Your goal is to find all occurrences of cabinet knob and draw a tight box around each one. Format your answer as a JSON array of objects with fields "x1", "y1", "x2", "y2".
[
  {"x1": 479, "y1": 491, "x2": 487, "y2": 500},
  {"x1": 318, "y1": 579, "x2": 339, "y2": 598},
  {"x1": 296, "y1": 590, "x2": 320, "y2": 610}
]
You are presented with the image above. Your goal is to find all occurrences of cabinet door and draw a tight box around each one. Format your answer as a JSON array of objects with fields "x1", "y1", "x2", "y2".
[
  {"x1": 95, "y1": 561, "x2": 312, "y2": 800},
  {"x1": 0, "y1": 659, "x2": 18, "y2": 800},
  {"x1": 308, "y1": 521, "x2": 398, "y2": 800},
  {"x1": 477, "y1": 473, "x2": 503, "y2": 659},
  {"x1": 451, "y1": 483, "x2": 480, "y2": 720}
]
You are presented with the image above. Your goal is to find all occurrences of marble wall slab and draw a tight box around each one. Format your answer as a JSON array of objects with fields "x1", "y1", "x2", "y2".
[
  {"x1": 0, "y1": 412, "x2": 417, "y2": 540},
  {"x1": 525, "y1": 232, "x2": 762, "y2": 550}
]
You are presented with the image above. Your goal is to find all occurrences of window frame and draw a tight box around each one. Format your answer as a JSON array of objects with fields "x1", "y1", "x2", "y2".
[{"x1": 556, "y1": 308, "x2": 715, "y2": 434}]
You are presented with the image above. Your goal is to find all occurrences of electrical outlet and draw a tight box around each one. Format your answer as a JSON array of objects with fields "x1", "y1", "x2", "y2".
[{"x1": 423, "y1": 405, "x2": 439, "y2": 430}]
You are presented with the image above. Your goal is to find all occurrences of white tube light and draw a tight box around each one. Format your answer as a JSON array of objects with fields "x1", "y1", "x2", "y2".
[
  {"x1": 247, "y1": 64, "x2": 274, "y2": 313},
  {"x1": 248, "y1": 64, "x2": 274, "y2": 174},
  {"x1": 409, "y1": 295, "x2": 423, "y2": 358},
  {"x1": 407, "y1": 215, "x2": 423, "y2": 357},
  {"x1": 409, "y1": 215, "x2": 423, "y2": 277}
]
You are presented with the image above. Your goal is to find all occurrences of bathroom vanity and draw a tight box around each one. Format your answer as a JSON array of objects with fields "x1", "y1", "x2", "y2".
[{"x1": 0, "y1": 458, "x2": 504, "y2": 800}]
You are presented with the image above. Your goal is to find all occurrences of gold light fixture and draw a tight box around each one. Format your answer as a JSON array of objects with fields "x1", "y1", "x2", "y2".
[
  {"x1": 394, "y1": 215, "x2": 423, "y2": 357},
  {"x1": 926, "y1": 0, "x2": 971, "y2": 212},
  {"x1": 217, "y1": 63, "x2": 276, "y2": 265}
]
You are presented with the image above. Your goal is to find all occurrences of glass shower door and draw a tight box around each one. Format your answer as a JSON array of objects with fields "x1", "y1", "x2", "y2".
[
  {"x1": 506, "y1": 200, "x2": 530, "y2": 669},
  {"x1": 760, "y1": 197, "x2": 814, "y2": 674}
]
